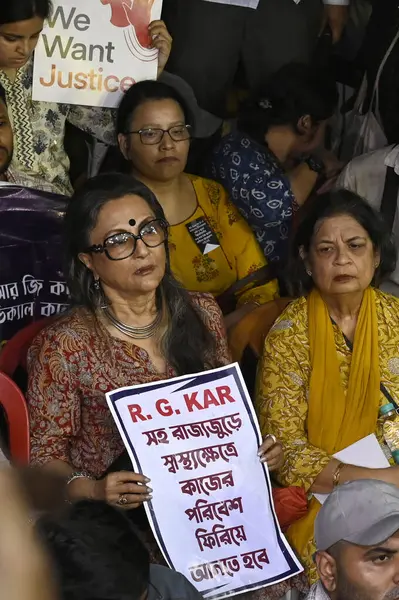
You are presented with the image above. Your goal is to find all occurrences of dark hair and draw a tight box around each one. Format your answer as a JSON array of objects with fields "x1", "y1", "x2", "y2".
[
  {"x1": 238, "y1": 63, "x2": 338, "y2": 145},
  {"x1": 0, "y1": 0, "x2": 52, "y2": 25},
  {"x1": 65, "y1": 173, "x2": 218, "y2": 376},
  {"x1": 0, "y1": 83, "x2": 6, "y2": 106},
  {"x1": 287, "y1": 189, "x2": 397, "y2": 296},
  {"x1": 37, "y1": 500, "x2": 149, "y2": 600},
  {"x1": 117, "y1": 80, "x2": 193, "y2": 136}
]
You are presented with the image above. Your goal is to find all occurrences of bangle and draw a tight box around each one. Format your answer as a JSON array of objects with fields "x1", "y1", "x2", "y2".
[
  {"x1": 332, "y1": 462, "x2": 346, "y2": 487},
  {"x1": 65, "y1": 471, "x2": 95, "y2": 503},
  {"x1": 66, "y1": 471, "x2": 95, "y2": 486}
]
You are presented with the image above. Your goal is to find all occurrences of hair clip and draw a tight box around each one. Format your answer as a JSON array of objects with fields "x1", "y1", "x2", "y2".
[{"x1": 258, "y1": 98, "x2": 273, "y2": 110}]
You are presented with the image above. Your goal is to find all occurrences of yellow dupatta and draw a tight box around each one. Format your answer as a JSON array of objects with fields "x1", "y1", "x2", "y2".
[{"x1": 286, "y1": 287, "x2": 381, "y2": 579}]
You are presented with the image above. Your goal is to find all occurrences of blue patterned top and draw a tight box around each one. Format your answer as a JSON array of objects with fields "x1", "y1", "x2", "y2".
[{"x1": 206, "y1": 130, "x2": 297, "y2": 263}]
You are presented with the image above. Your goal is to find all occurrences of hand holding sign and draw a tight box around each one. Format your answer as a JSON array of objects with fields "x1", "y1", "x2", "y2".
[
  {"x1": 68, "y1": 470, "x2": 152, "y2": 509},
  {"x1": 258, "y1": 435, "x2": 284, "y2": 471},
  {"x1": 148, "y1": 20, "x2": 173, "y2": 76},
  {"x1": 94, "y1": 471, "x2": 153, "y2": 509}
]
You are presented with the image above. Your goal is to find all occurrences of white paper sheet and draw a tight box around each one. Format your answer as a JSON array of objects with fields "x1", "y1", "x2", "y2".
[{"x1": 314, "y1": 434, "x2": 390, "y2": 505}]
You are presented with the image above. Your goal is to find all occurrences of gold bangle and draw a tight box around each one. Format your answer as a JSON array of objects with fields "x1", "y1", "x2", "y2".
[{"x1": 333, "y1": 462, "x2": 346, "y2": 487}]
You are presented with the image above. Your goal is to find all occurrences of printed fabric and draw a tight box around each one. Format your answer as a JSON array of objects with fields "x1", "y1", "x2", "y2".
[
  {"x1": 0, "y1": 57, "x2": 116, "y2": 197},
  {"x1": 255, "y1": 288, "x2": 399, "y2": 582},
  {"x1": 207, "y1": 131, "x2": 297, "y2": 263},
  {"x1": 169, "y1": 175, "x2": 279, "y2": 306},
  {"x1": 27, "y1": 292, "x2": 231, "y2": 476}
]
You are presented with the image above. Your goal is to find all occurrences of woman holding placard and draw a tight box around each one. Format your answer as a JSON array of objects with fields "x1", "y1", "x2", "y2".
[
  {"x1": 27, "y1": 173, "x2": 308, "y2": 599},
  {"x1": 27, "y1": 173, "x2": 283, "y2": 505},
  {"x1": 0, "y1": 0, "x2": 172, "y2": 195},
  {"x1": 256, "y1": 189, "x2": 399, "y2": 582}
]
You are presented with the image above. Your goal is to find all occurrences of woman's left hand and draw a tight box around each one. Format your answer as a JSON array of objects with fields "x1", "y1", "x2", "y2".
[
  {"x1": 149, "y1": 20, "x2": 172, "y2": 76},
  {"x1": 258, "y1": 435, "x2": 284, "y2": 471}
]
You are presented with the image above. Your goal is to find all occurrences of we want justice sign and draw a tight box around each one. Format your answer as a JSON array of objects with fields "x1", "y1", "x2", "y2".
[
  {"x1": 32, "y1": 0, "x2": 162, "y2": 108},
  {"x1": 106, "y1": 364, "x2": 303, "y2": 599}
]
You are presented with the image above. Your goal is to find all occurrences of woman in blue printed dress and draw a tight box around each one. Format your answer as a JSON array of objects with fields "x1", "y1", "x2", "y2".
[{"x1": 206, "y1": 63, "x2": 340, "y2": 265}]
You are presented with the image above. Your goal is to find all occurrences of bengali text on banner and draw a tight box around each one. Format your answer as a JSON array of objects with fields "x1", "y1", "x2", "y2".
[{"x1": 106, "y1": 363, "x2": 303, "y2": 599}]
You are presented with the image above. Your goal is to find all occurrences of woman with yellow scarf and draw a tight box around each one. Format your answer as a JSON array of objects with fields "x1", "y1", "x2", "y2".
[{"x1": 256, "y1": 189, "x2": 399, "y2": 582}]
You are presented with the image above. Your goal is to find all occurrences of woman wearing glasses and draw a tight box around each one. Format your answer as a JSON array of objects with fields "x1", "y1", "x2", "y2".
[
  {"x1": 26, "y1": 173, "x2": 305, "y2": 600},
  {"x1": 27, "y1": 173, "x2": 283, "y2": 509},
  {"x1": 116, "y1": 81, "x2": 279, "y2": 329}
]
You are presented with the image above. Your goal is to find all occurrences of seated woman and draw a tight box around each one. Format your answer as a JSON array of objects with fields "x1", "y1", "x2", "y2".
[
  {"x1": 116, "y1": 81, "x2": 278, "y2": 329},
  {"x1": 206, "y1": 63, "x2": 340, "y2": 264},
  {"x1": 256, "y1": 189, "x2": 399, "y2": 582},
  {"x1": 27, "y1": 172, "x2": 283, "y2": 524}
]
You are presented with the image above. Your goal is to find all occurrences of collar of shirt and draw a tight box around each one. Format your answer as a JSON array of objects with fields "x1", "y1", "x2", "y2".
[{"x1": 384, "y1": 144, "x2": 399, "y2": 175}]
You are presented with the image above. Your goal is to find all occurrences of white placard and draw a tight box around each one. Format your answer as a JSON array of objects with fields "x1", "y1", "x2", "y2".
[
  {"x1": 106, "y1": 364, "x2": 303, "y2": 599},
  {"x1": 32, "y1": 0, "x2": 162, "y2": 108},
  {"x1": 314, "y1": 434, "x2": 390, "y2": 505}
]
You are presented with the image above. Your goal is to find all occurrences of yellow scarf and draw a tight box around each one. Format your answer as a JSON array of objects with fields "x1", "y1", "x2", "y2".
[{"x1": 287, "y1": 287, "x2": 381, "y2": 580}]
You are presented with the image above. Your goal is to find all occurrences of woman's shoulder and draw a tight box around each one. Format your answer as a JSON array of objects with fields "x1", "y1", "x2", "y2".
[
  {"x1": 188, "y1": 291, "x2": 222, "y2": 316},
  {"x1": 30, "y1": 307, "x2": 95, "y2": 352},
  {"x1": 188, "y1": 174, "x2": 227, "y2": 197},
  {"x1": 375, "y1": 288, "x2": 399, "y2": 321},
  {"x1": 266, "y1": 296, "x2": 308, "y2": 339}
]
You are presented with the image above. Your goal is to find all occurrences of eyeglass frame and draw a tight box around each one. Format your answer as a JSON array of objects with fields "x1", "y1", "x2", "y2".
[
  {"x1": 124, "y1": 124, "x2": 192, "y2": 145},
  {"x1": 83, "y1": 218, "x2": 169, "y2": 261}
]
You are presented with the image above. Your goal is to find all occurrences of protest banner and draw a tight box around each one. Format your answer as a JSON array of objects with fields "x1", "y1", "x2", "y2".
[
  {"x1": 32, "y1": 0, "x2": 163, "y2": 108},
  {"x1": 106, "y1": 364, "x2": 303, "y2": 599},
  {"x1": 0, "y1": 187, "x2": 69, "y2": 345}
]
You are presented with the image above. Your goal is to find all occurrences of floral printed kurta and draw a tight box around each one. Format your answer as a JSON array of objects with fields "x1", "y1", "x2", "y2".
[
  {"x1": 168, "y1": 175, "x2": 279, "y2": 306},
  {"x1": 256, "y1": 289, "x2": 399, "y2": 579},
  {"x1": 27, "y1": 293, "x2": 231, "y2": 476},
  {"x1": 0, "y1": 57, "x2": 116, "y2": 196}
]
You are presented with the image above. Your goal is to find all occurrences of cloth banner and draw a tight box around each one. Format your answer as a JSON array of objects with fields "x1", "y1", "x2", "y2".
[
  {"x1": 106, "y1": 364, "x2": 303, "y2": 599},
  {"x1": 33, "y1": 0, "x2": 163, "y2": 108},
  {"x1": 0, "y1": 186, "x2": 69, "y2": 345}
]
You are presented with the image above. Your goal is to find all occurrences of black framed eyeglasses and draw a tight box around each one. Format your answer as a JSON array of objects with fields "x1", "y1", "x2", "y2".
[
  {"x1": 85, "y1": 218, "x2": 168, "y2": 261},
  {"x1": 126, "y1": 125, "x2": 192, "y2": 145}
]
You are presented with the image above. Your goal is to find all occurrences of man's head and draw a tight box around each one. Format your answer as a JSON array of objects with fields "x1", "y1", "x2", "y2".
[
  {"x1": 315, "y1": 480, "x2": 399, "y2": 600},
  {"x1": 37, "y1": 500, "x2": 150, "y2": 600},
  {"x1": 0, "y1": 84, "x2": 13, "y2": 176}
]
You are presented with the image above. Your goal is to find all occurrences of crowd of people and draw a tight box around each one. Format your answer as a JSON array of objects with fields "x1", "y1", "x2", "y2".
[{"x1": 3, "y1": 0, "x2": 399, "y2": 599}]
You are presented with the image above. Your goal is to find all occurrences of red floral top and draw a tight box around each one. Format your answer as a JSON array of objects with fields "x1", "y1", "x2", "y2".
[{"x1": 27, "y1": 292, "x2": 231, "y2": 477}]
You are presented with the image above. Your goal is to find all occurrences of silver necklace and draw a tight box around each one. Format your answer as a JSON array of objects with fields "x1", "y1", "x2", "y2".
[{"x1": 103, "y1": 307, "x2": 162, "y2": 340}]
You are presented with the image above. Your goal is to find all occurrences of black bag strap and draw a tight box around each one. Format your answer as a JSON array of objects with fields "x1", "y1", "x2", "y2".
[{"x1": 381, "y1": 158, "x2": 399, "y2": 231}]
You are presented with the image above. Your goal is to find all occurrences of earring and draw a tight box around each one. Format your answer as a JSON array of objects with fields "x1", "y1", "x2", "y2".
[
  {"x1": 306, "y1": 270, "x2": 312, "y2": 277},
  {"x1": 94, "y1": 279, "x2": 101, "y2": 291}
]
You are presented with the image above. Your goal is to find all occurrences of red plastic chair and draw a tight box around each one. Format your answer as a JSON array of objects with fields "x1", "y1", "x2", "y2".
[
  {"x1": 0, "y1": 371, "x2": 30, "y2": 463},
  {"x1": 0, "y1": 318, "x2": 54, "y2": 378}
]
